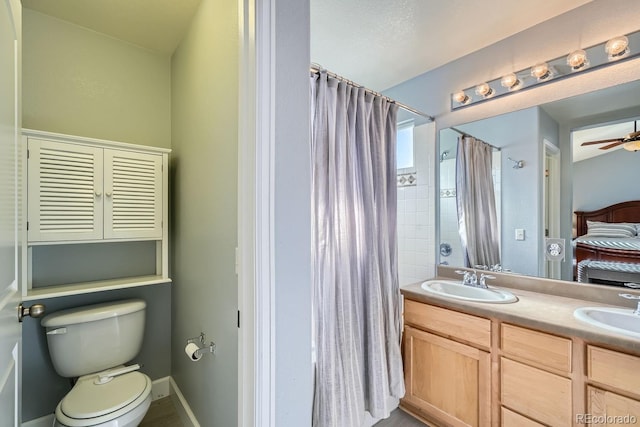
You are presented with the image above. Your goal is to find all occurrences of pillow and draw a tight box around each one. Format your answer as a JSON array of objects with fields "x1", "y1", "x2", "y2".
[{"x1": 586, "y1": 220, "x2": 637, "y2": 238}]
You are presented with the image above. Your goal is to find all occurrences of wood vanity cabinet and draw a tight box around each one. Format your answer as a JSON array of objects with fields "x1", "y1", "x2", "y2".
[
  {"x1": 401, "y1": 298, "x2": 640, "y2": 427},
  {"x1": 402, "y1": 300, "x2": 491, "y2": 427}
]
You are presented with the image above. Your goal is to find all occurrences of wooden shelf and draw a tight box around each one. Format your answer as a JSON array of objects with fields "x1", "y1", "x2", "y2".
[{"x1": 23, "y1": 275, "x2": 172, "y2": 301}]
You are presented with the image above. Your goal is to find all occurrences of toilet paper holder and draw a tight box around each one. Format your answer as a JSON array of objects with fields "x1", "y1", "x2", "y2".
[{"x1": 187, "y1": 332, "x2": 216, "y2": 358}]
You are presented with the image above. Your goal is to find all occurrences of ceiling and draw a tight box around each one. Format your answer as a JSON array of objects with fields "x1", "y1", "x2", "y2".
[
  {"x1": 22, "y1": 0, "x2": 202, "y2": 54},
  {"x1": 22, "y1": 1, "x2": 591, "y2": 86},
  {"x1": 311, "y1": 0, "x2": 592, "y2": 91}
]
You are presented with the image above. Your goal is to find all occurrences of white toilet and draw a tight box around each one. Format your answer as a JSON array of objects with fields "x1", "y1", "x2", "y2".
[{"x1": 41, "y1": 299, "x2": 152, "y2": 427}]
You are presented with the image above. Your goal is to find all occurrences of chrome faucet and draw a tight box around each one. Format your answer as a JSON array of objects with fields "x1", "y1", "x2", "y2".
[
  {"x1": 455, "y1": 270, "x2": 477, "y2": 287},
  {"x1": 620, "y1": 283, "x2": 640, "y2": 316},
  {"x1": 455, "y1": 270, "x2": 495, "y2": 289}
]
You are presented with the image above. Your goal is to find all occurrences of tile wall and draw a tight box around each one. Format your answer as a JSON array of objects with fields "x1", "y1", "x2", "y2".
[{"x1": 397, "y1": 122, "x2": 436, "y2": 286}]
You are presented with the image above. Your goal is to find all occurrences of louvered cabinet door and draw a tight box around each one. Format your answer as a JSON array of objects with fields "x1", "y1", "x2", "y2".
[
  {"x1": 28, "y1": 139, "x2": 104, "y2": 242},
  {"x1": 103, "y1": 149, "x2": 163, "y2": 239}
]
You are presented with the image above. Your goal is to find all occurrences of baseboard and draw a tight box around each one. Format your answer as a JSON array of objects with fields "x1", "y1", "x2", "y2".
[
  {"x1": 22, "y1": 414, "x2": 54, "y2": 427},
  {"x1": 151, "y1": 376, "x2": 171, "y2": 400},
  {"x1": 169, "y1": 377, "x2": 201, "y2": 427}
]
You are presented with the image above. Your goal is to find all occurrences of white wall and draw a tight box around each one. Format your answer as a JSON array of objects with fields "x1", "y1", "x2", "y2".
[
  {"x1": 170, "y1": 0, "x2": 239, "y2": 425},
  {"x1": 273, "y1": 0, "x2": 313, "y2": 423},
  {"x1": 22, "y1": 9, "x2": 171, "y2": 148},
  {"x1": 574, "y1": 149, "x2": 640, "y2": 211}
]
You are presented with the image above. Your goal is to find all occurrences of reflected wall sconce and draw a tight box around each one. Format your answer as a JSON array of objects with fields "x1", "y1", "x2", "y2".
[
  {"x1": 508, "y1": 157, "x2": 524, "y2": 169},
  {"x1": 451, "y1": 30, "x2": 640, "y2": 110}
]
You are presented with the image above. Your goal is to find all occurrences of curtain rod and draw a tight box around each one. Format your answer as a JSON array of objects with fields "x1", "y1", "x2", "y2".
[
  {"x1": 310, "y1": 64, "x2": 434, "y2": 122},
  {"x1": 450, "y1": 127, "x2": 501, "y2": 151}
]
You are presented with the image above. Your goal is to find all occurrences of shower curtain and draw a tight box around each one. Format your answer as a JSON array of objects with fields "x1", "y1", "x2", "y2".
[
  {"x1": 310, "y1": 71, "x2": 404, "y2": 427},
  {"x1": 456, "y1": 136, "x2": 500, "y2": 268}
]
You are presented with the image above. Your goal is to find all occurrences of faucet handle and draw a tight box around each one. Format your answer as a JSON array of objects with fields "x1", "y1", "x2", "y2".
[
  {"x1": 479, "y1": 273, "x2": 495, "y2": 288},
  {"x1": 619, "y1": 293, "x2": 640, "y2": 300}
]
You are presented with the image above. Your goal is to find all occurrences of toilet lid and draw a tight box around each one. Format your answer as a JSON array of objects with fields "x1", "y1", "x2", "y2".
[{"x1": 60, "y1": 372, "x2": 148, "y2": 419}]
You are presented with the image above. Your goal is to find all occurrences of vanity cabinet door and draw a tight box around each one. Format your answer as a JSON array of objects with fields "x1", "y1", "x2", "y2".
[
  {"x1": 403, "y1": 325, "x2": 491, "y2": 427},
  {"x1": 587, "y1": 386, "x2": 640, "y2": 425}
]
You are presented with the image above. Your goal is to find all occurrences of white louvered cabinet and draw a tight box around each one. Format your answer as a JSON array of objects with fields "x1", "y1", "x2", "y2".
[{"x1": 22, "y1": 129, "x2": 170, "y2": 300}]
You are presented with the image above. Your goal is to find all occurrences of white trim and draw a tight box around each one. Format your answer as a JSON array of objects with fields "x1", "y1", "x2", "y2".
[
  {"x1": 237, "y1": 0, "x2": 257, "y2": 426},
  {"x1": 169, "y1": 377, "x2": 200, "y2": 427},
  {"x1": 21, "y1": 414, "x2": 54, "y2": 427},
  {"x1": 253, "y1": 0, "x2": 276, "y2": 426},
  {"x1": 151, "y1": 376, "x2": 171, "y2": 401}
]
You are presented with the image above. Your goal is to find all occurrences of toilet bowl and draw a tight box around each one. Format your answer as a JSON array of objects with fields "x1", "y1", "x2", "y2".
[
  {"x1": 41, "y1": 300, "x2": 151, "y2": 427},
  {"x1": 53, "y1": 370, "x2": 152, "y2": 427}
]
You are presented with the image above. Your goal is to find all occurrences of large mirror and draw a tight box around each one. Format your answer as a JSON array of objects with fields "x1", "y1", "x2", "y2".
[{"x1": 438, "y1": 79, "x2": 640, "y2": 285}]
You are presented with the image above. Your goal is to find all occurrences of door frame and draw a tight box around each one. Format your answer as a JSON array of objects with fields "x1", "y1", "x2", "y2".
[{"x1": 238, "y1": 0, "x2": 275, "y2": 426}]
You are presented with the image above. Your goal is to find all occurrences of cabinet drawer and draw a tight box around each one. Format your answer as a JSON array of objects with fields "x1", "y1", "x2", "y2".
[
  {"x1": 501, "y1": 407, "x2": 544, "y2": 427},
  {"x1": 501, "y1": 358, "x2": 572, "y2": 426},
  {"x1": 588, "y1": 346, "x2": 640, "y2": 396},
  {"x1": 501, "y1": 324, "x2": 571, "y2": 373},
  {"x1": 404, "y1": 299, "x2": 491, "y2": 348}
]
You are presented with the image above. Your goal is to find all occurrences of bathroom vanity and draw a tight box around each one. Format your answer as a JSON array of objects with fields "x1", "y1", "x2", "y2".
[{"x1": 400, "y1": 269, "x2": 640, "y2": 427}]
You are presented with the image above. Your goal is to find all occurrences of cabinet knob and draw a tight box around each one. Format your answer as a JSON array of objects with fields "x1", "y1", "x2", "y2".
[
  {"x1": 95, "y1": 191, "x2": 102, "y2": 197},
  {"x1": 106, "y1": 192, "x2": 112, "y2": 197}
]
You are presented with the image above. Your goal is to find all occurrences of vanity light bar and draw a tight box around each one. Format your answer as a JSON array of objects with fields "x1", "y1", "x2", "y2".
[{"x1": 451, "y1": 30, "x2": 640, "y2": 110}]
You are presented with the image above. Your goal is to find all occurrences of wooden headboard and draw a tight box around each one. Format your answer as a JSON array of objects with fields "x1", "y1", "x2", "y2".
[{"x1": 575, "y1": 200, "x2": 640, "y2": 237}]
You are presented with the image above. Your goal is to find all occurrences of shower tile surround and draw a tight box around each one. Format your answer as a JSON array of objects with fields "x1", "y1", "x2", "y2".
[{"x1": 397, "y1": 123, "x2": 436, "y2": 286}]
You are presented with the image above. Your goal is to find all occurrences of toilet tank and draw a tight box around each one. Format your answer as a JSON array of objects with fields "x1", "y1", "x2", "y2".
[{"x1": 41, "y1": 299, "x2": 146, "y2": 378}]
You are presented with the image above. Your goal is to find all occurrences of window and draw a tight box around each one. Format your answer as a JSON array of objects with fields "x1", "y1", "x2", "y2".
[{"x1": 397, "y1": 122, "x2": 414, "y2": 169}]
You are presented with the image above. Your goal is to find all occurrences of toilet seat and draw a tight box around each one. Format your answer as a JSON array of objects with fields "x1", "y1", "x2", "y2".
[{"x1": 55, "y1": 371, "x2": 152, "y2": 427}]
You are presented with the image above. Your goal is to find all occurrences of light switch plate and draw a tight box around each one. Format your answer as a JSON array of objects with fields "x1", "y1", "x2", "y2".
[{"x1": 515, "y1": 228, "x2": 525, "y2": 241}]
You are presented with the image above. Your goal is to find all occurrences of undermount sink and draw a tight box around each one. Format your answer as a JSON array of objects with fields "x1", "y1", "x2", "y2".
[
  {"x1": 420, "y1": 280, "x2": 518, "y2": 304},
  {"x1": 574, "y1": 307, "x2": 640, "y2": 339}
]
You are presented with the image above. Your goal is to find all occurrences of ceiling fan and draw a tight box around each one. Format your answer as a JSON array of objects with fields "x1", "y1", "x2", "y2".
[{"x1": 580, "y1": 122, "x2": 640, "y2": 151}]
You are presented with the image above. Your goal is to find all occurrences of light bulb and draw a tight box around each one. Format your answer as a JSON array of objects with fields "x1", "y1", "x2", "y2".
[
  {"x1": 567, "y1": 49, "x2": 589, "y2": 70},
  {"x1": 623, "y1": 140, "x2": 640, "y2": 152},
  {"x1": 475, "y1": 83, "x2": 493, "y2": 98},
  {"x1": 500, "y1": 73, "x2": 519, "y2": 89},
  {"x1": 453, "y1": 91, "x2": 469, "y2": 104},
  {"x1": 531, "y1": 62, "x2": 551, "y2": 81},
  {"x1": 605, "y1": 36, "x2": 629, "y2": 60}
]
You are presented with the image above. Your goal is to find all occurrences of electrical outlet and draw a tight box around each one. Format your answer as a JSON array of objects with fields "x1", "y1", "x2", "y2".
[{"x1": 515, "y1": 228, "x2": 525, "y2": 241}]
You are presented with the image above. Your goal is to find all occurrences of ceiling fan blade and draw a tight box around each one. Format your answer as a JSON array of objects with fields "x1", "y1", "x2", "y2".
[
  {"x1": 580, "y1": 138, "x2": 623, "y2": 146},
  {"x1": 599, "y1": 141, "x2": 626, "y2": 150}
]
